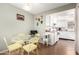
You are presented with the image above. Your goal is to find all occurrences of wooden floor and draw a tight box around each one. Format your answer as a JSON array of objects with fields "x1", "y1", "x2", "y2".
[
  {"x1": 38, "y1": 39, "x2": 76, "y2": 55},
  {"x1": 0, "y1": 39, "x2": 76, "y2": 55}
]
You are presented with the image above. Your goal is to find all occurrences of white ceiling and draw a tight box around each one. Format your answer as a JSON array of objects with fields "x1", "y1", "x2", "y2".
[{"x1": 10, "y1": 3, "x2": 69, "y2": 15}]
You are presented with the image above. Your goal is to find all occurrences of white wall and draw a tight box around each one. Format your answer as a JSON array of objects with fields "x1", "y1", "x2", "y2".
[
  {"x1": 0, "y1": 3, "x2": 34, "y2": 51},
  {"x1": 34, "y1": 16, "x2": 46, "y2": 37}
]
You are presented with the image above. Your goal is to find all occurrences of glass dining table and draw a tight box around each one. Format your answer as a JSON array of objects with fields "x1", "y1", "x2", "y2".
[{"x1": 11, "y1": 35, "x2": 34, "y2": 46}]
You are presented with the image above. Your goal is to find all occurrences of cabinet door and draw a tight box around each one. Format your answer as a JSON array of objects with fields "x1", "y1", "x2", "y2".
[
  {"x1": 59, "y1": 31, "x2": 75, "y2": 40},
  {"x1": 55, "y1": 32, "x2": 59, "y2": 42},
  {"x1": 49, "y1": 32, "x2": 56, "y2": 45}
]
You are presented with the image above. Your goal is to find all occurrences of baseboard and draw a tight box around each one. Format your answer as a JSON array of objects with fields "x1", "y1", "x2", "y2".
[
  {"x1": 49, "y1": 41, "x2": 58, "y2": 46},
  {"x1": 39, "y1": 40, "x2": 58, "y2": 46},
  {"x1": 0, "y1": 49, "x2": 8, "y2": 54},
  {"x1": 59, "y1": 38, "x2": 75, "y2": 41}
]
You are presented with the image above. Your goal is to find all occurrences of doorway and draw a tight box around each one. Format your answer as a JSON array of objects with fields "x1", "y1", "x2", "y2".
[{"x1": 45, "y1": 8, "x2": 76, "y2": 54}]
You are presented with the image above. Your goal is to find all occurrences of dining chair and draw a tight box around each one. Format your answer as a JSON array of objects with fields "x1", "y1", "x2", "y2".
[
  {"x1": 35, "y1": 33, "x2": 40, "y2": 37},
  {"x1": 23, "y1": 43, "x2": 38, "y2": 55},
  {"x1": 3, "y1": 37, "x2": 22, "y2": 55},
  {"x1": 29, "y1": 37, "x2": 39, "y2": 46}
]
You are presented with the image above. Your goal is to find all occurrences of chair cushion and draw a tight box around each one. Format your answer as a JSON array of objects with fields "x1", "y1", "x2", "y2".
[
  {"x1": 23, "y1": 44, "x2": 37, "y2": 52},
  {"x1": 8, "y1": 43, "x2": 22, "y2": 52}
]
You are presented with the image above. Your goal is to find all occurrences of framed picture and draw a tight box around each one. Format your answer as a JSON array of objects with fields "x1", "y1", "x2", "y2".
[
  {"x1": 41, "y1": 21, "x2": 43, "y2": 24},
  {"x1": 17, "y1": 14, "x2": 24, "y2": 21},
  {"x1": 68, "y1": 21, "x2": 75, "y2": 29},
  {"x1": 38, "y1": 18, "x2": 40, "y2": 21}
]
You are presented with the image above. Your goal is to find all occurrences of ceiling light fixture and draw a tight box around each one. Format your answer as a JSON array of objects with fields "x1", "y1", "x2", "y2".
[{"x1": 23, "y1": 3, "x2": 32, "y2": 11}]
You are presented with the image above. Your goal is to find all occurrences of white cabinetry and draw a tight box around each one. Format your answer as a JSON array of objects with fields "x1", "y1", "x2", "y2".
[
  {"x1": 49, "y1": 32, "x2": 59, "y2": 45},
  {"x1": 42, "y1": 32, "x2": 59, "y2": 45},
  {"x1": 59, "y1": 31, "x2": 75, "y2": 40}
]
